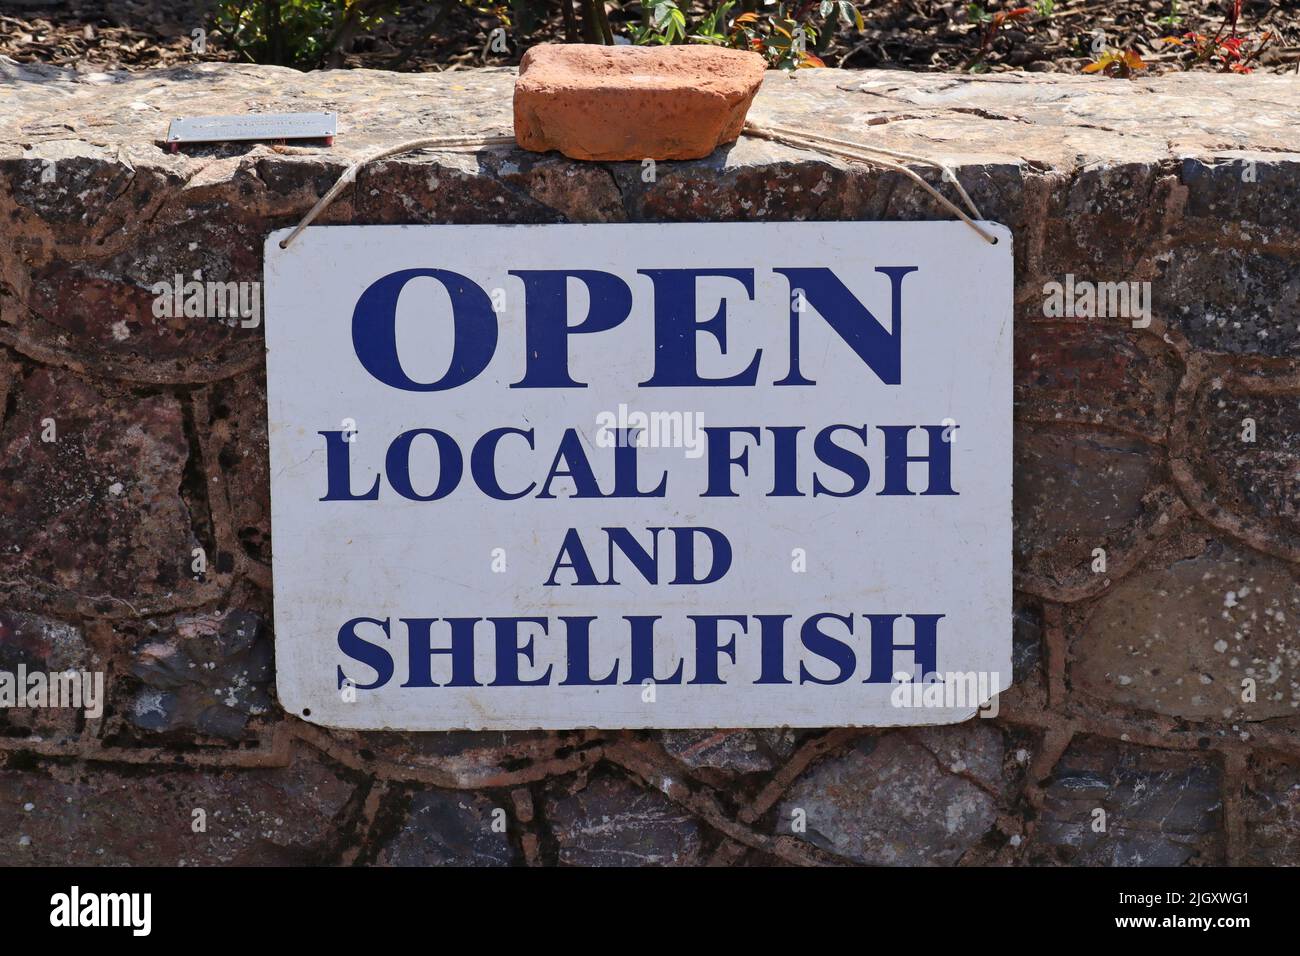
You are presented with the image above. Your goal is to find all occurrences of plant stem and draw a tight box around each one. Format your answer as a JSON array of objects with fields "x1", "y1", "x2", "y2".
[
  {"x1": 387, "y1": 1, "x2": 450, "y2": 69},
  {"x1": 580, "y1": 0, "x2": 602, "y2": 41},
  {"x1": 595, "y1": 0, "x2": 614, "y2": 43},
  {"x1": 561, "y1": 0, "x2": 579, "y2": 41},
  {"x1": 265, "y1": 0, "x2": 283, "y2": 66}
]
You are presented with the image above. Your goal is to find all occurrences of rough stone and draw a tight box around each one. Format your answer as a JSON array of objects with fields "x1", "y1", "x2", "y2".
[
  {"x1": 1076, "y1": 536, "x2": 1300, "y2": 721},
  {"x1": 1155, "y1": 242, "x2": 1300, "y2": 357},
  {"x1": 546, "y1": 774, "x2": 704, "y2": 866},
  {"x1": 1041, "y1": 163, "x2": 1176, "y2": 275},
  {"x1": 0, "y1": 366, "x2": 200, "y2": 610},
  {"x1": 495, "y1": 155, "x2": 626, "y2": 222},
  {"x1": 0, "y1": 59, "x2": 1298, "y2": 866},
  {"x1": 1011, "y1": 596, "x2": 1044, "y2": 689},
  {"x1": 0, "y1": 155, "x2": 267, "y2": 382},
  {"x1": 1179, "y1": 155, "x2": 1300, "y2": 248},
  {"x1": 1190, "y1": 379, "x2": 1300, "y2": 540},
  {"x1": 353, "y1": 154, "x2": 564, "y2": 227},
  {"x1": 0, "y1": 610, "x2": 96, "y2": 739},
  {"x1": 377, "y1": 789, "x2": 517, "y2": 866},
  {"x1": 1240, "y1": 756, "x2": 1300, "y2": 866},
  {"x1": 1014, "y1": 323, "x2": 1180, "y2": 442},
  {"x1": 777, "y1": 726, "x2": 1003, "y2": 865},
  {"x1": 359, "y1": 730, "x2": 595, "y2": 788},
  {"x1": 1014, "y1": 427, "x2": 1173, "y2": 593},
  {"x1": 1031, "y1": 736, "x2": 1221, "y2": 866},
  {"x1": 206, "y1": 373, "x2": 272, "y2": 566},
  {"x1": 0, "y1": 351, "x2": 14, "y2": 430},
  {"x1": 126, "y1": 609, "x2": 272, "y2": 739},
  {"x1": 0, "y1": 746, "x2": 356, "y2": 865},
  {"x1": 513, "y1": 44, "x2": 766, "y2": 161},
  {"x1": 0, "y1": 610, "x2": 90, "y2": 674},
  {"x1": 660, "y1": 728, "x2": 797, "y2": 774},
  {"x1": 623, "y1": 154, "x2": 884, "y2": 224},
  {"x1": 4, "y1": 62, "x2": 1300, "y2": 381}
]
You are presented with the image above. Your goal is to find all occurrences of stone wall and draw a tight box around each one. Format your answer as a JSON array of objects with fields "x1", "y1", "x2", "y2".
[{"x1": 1, "y1": 58, "x2": 1298, "y2": 866}]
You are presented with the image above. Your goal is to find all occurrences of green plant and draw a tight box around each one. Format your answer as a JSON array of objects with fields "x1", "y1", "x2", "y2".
[
  {"x1": 964, "y1": 4, "x2": 1030, "y2": 71},
  {"x1": 737, "y1": 9, "x2": 824, "y2": 68},
  {"x1": 214, "y1": 0, "x2": 421, "y2": 69},
  {"x1": 1161, "y1": 27, "x2": 1272, "y2": 72},
  {"x1": 633, "y1": 0, "x2": 863, "y2": 69},
  {"x1": 1156, "y1": 0, "x2": 1182, "y2": 28},
  {"x1": 1082, "y1": 47, "x2": 1147, "y2": 76},
  {"x1": 214, "y1": 0, "x2": 868, "y2": 72},
  {"x1": 692, "y1": 0, "x2": 737, "y2": 44},
  {"x1": 1032, "y1": 0, "x2": 1054, "y2": 17},
  {"x1": 632, "y1": 0, "x2": 689, "y2": 44}
]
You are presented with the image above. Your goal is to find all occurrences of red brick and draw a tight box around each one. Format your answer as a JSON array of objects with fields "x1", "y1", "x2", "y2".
[{"x1": 514, "y1": 44, "x2": 766, "y2": 161}]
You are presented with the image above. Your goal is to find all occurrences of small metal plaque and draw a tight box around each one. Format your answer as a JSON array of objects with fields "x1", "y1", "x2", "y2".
[{"x1": 166, "y1": 112, "x2": 336, "y2": 146}]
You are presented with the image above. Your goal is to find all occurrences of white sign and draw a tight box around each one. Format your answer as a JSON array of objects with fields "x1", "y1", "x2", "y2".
[{"x1": 264, "y1": 222, "x2": 1013, "y2": 730}]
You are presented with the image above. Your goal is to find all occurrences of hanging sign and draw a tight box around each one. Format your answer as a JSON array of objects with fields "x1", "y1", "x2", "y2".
[{"x1": 264, "y1": 221, "x2": 1013, "y2": 729}]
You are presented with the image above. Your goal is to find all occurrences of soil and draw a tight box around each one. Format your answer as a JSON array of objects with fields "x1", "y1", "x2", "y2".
[{"x1": 0, "y1": 0, "x2": 1297, "y2": 75}]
